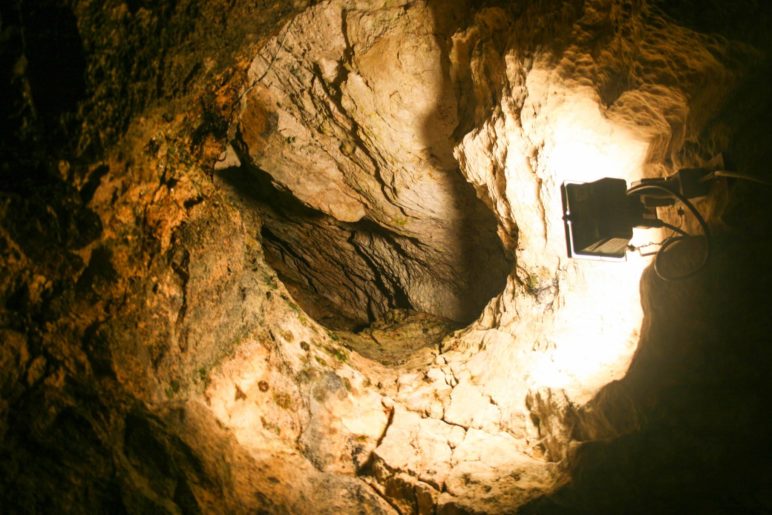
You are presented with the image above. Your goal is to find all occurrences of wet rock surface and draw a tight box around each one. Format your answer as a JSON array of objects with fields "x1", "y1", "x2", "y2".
[{"x1": 1, "y1": 0, "x2": 772, "y2": 513}]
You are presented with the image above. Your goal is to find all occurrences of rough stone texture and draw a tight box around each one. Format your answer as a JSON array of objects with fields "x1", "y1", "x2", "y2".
[
  {"x1": 234, "y1": 0, "x2": 512, "y2": 327},
  {"x1": 1, "y1": 0, "x2": 772, "y2": 514}
]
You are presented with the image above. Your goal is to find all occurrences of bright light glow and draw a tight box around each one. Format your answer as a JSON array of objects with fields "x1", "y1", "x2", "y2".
[
  {"x1": 545, "y1": 94, "x2": 661, "y2": 255},
  {"x1": 504, "y1": 86, "x2": 659, "y2": 402},
  {"x1": 547, "y1": 97, "x2": 645, "y2": 184},
  {"x1": 527, "y1": 256, "x2": 649, "y2": 401}
]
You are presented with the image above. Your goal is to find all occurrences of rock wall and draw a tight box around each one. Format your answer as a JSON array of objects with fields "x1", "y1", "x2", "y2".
[
  {"x1": 1, "y1": 0, "x2": 771, "y2": 513},
  {"x1": 232, "y1": 0, "x2": 512, "y2": 327}
]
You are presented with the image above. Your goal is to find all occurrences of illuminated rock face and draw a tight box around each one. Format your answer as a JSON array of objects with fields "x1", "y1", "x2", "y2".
[
  {"x1": 1, "y1": 0, "x2": 772, "y2": 513},
  {"x1": 232, "y1": 0, "x2": 511, "y2": 328}
]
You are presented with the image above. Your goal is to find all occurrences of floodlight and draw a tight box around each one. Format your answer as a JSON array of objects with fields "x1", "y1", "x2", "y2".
[
  {"x1": 561, "y1": 178, "x2": 636, "y2": 259},
  {"x1": 561, "y1": 169, "x2": 713, "y2": 280}
]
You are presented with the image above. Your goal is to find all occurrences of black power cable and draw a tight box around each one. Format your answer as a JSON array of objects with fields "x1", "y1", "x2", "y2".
[{"x1": 626, "y1": 183, "x2": 712, "y2": 281}]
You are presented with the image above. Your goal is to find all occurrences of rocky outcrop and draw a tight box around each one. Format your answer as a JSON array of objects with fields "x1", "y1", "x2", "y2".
[
  {"x1": 233, "y1": 0, "x2": 512, "y2": 327},
  {"x1": 1, "y1": 0, "x2": 771, "y2": 513}
]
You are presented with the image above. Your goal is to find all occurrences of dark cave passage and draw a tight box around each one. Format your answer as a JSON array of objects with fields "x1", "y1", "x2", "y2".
[{"x1": 217, "y1": 162, "x2": 512, "y2": 331}]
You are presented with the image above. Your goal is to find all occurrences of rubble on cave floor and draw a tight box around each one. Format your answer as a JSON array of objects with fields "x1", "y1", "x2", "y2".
[{"x1": 332, "y1": 309, "x2": 460, "y2": 367}]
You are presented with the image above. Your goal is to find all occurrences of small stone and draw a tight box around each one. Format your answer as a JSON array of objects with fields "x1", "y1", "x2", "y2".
[
  {"x1": 398, "y1": 373, "x2": 422, "y2": 387},
  {"x1": 381, "y1": 396, "x2": 394, "y2": 409},
  {"x1": 425, "y1": 368, "x2": 445, "y2": 383},
  {"x1": 429, "y1": 401, "x2": 444, "y2": 419}
]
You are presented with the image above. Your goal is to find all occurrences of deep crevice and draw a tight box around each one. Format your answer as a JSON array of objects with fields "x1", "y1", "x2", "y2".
[{"x1": 218, "y1": 163, "x2": 511, "y2": 335}]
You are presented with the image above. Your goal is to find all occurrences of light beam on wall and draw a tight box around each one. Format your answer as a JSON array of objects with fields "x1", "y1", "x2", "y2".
[{"x1": 510, "y1": 89, "x2": 661, "y2": 402}]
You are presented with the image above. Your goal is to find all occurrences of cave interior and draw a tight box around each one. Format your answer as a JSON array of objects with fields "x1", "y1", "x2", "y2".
[{"x1": 1, "y1": 0, "x2": 772, "y2": 513}]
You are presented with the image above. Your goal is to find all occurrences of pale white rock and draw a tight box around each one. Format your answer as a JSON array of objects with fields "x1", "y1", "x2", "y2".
[
  {"x1": 238, "y1": 0, "x2": 510, "y2": 323},
  {"x1": 340, "y1": 391, "x2": 391, "y2": 439},
  {"x1": 425, "y1": 367, "x2": 445, "y2": 383},
  {"x1": 214, "y1": 0, "x2": 759, "y2": 511},
  {"x1": 374, "y1": 406, "x2": 465, "y2": 489},
  {"x1": 443, "y1": 381, "x2": 500, "y2": 432}
]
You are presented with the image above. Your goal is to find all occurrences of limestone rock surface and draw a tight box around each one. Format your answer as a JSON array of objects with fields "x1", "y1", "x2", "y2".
[
  {"x1": 235, "y1": 0, "x2": 512, "y2": 326},
  {"x1": 1, "y1": 0, "x2": 771, "y2": 514}
]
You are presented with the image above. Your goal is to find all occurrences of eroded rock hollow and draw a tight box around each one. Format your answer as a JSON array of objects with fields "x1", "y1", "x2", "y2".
[
  {"x1": 221, "y1": 1, "x2": 515, "y2": 330},
  {"x1": 2, "y1": 0, "x2": 772, "y2": 513}
]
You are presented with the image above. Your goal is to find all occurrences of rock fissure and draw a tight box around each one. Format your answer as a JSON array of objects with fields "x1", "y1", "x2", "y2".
[
  {"x1": 361, "y1": 477, "x2": 406, "y2": 515},
  {"x1": 440, "y1": 415, "x2": 470, "y2": 433}
]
